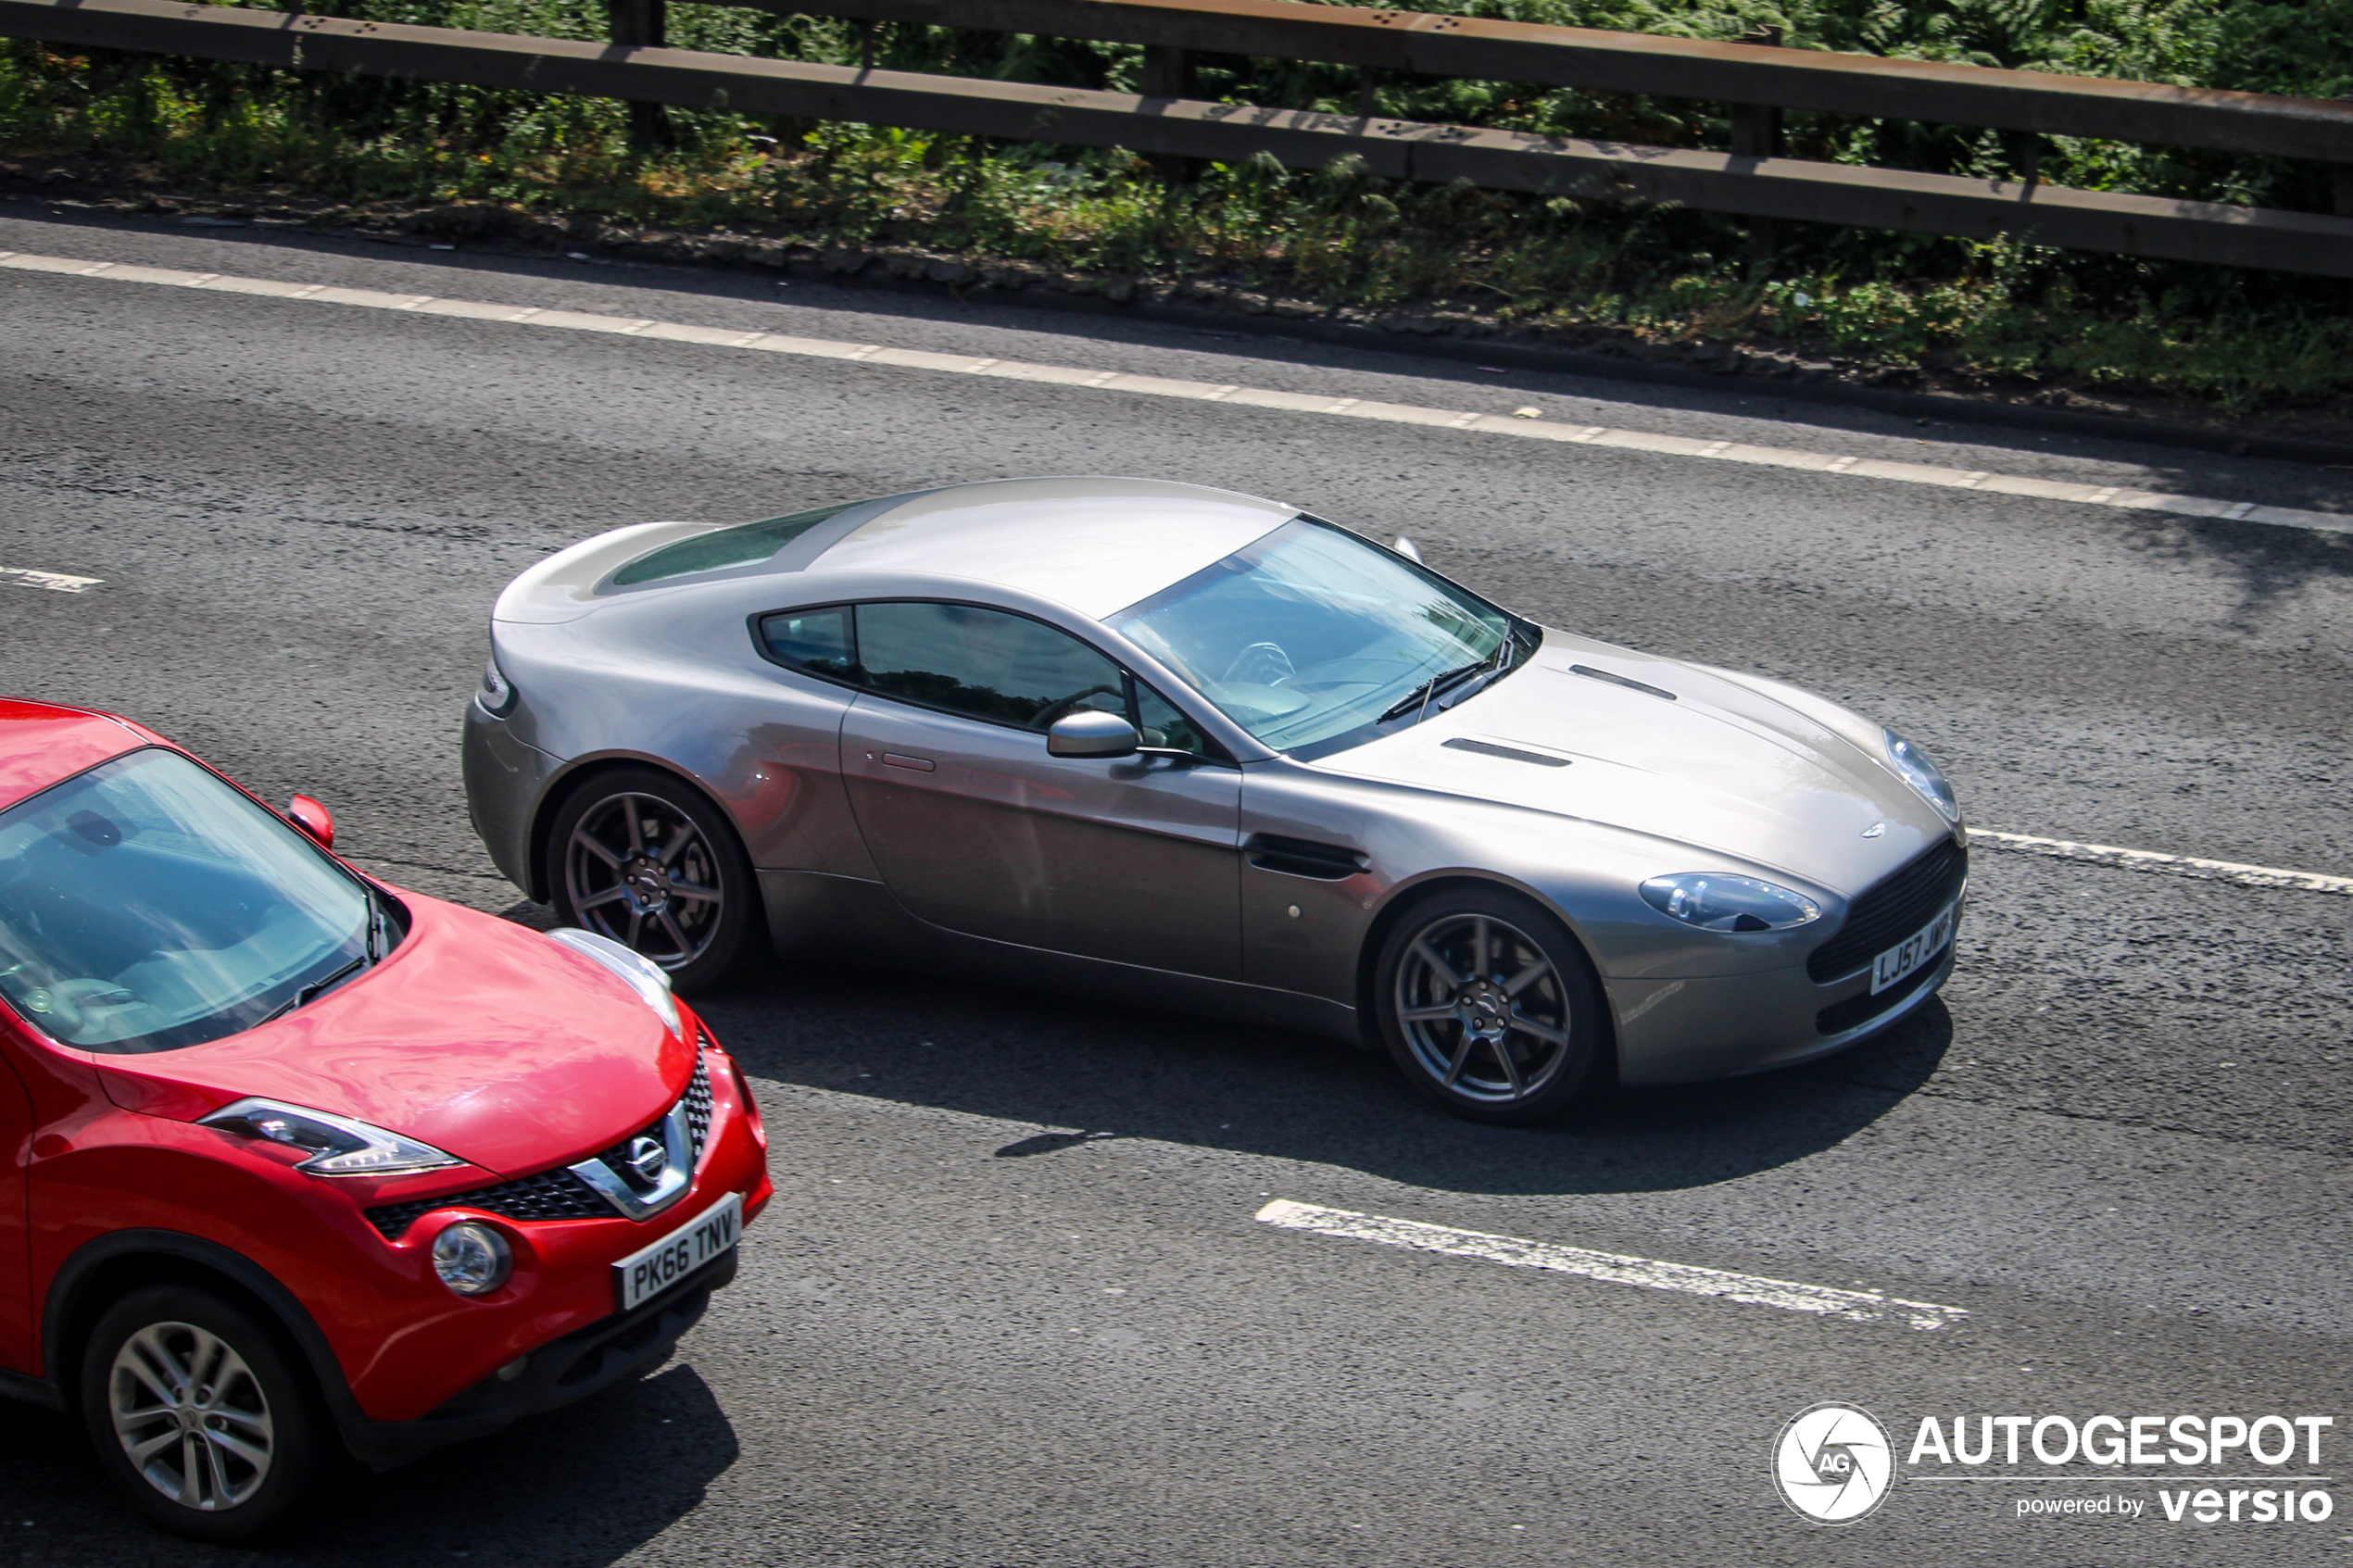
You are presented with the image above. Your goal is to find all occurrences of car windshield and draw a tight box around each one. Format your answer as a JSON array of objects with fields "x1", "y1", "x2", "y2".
[
  {"x1": 1111, "y1": 518, "x2": 1519, "y2": 756},
  {"x1": 0, "y1": 749, "x2": 384, "y2": 1053}
]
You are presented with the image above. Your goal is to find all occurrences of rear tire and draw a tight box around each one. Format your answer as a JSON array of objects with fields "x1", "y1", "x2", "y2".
[
  {"x1": 1374, "y1": 885, "x2": 1608, "y2": 1124},
  {"x1": 79, "y1": 1286, "x2": 328, "y2": 1543},
  {"x1": 546, "y1": 766, "x2": 764, "y2": 993}
]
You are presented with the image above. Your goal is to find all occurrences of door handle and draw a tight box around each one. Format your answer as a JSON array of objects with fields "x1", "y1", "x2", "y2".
[{"x1": 882, "y1": 753, "x2": 937, "y2": 772}]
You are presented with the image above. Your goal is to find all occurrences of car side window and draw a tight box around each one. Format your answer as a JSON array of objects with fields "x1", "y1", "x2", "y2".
[
  {"x1": 854, "y1": 602, "x2": 1125, "y2": 733},
  {"x1": 757, "y1": 606, "x2": 857, "y2": 682},
  {"x1": 1134, "y1": 680, "x2": 1215, "y2": 758}
]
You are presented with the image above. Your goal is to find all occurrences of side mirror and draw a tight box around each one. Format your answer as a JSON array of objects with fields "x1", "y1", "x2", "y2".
[
  {"x1": 1046, "y1": 710, "x2": 1139, "y2": 759},
  {"x1": 286, "y1": 795, "x2": 335, "y2": 849},
  {"x1": 1392, "y1": 535, "x2": 1423, "y2": 563}
]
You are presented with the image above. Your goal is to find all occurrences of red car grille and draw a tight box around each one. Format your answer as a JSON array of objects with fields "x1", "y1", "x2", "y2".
[{"x1": 367, "y1": 1055, "x2": 713, "y2": 1241}]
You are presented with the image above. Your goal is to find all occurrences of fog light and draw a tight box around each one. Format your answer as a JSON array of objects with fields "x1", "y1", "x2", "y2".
[
  {"x1": 432, "y1": 1222, "x2": 513, "y2": 1297},
  {"x1": 496, "y1": 1355, "x2": 530, "y2": 1383}
]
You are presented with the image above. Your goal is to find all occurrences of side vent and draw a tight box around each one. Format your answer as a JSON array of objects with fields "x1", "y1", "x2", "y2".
[
  {"x1": 1570, "y1": 665, "x2": 1676, "y2": 701},
  {"x1": 1443, "y1": 738, "x2": 1570, "y2": 768},
  {"x1": 1245, "y1": 834, "x2": 1370, "y2": 880}
]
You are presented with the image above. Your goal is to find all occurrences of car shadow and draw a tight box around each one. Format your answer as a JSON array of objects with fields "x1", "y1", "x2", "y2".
[
  {"x1": 691, "y1": 956, "x2": 1953, "y2": 1198},
  {"x1": 0, "y1": 1361, "x2": 736, "y2": 1565}
]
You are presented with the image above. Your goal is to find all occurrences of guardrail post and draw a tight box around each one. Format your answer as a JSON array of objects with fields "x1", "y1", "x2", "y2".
[
  {"x1": 605, "y1": 0, "x2": 672, "y2": 150},
  {"x1": 1730, "y1": 23, "x2": 1782, "y2": 264},
  {"x1": 1141, "y1": 44, "x2": 1193, "y2": 181}
]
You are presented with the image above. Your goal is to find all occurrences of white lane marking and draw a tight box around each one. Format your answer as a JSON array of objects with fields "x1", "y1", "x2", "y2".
[
  {"x1": 10, "y1": 245, "x2": 2352, "y2": 536},
  {"x1": 1971, "y1": 830, "x2": 2353, "y2": 895},
  {"x1": 1256, "y1": 1199, "x2": 1969, "y2": 1330},
  {"x1": 0, "y1": 566, "x2": 101, "y2": 593}
]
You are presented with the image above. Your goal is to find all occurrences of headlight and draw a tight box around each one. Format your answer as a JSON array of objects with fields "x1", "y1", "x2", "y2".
[
  {"x1": 1883, "y1": 728, "x2": 1960, "y2": 822},
  {"x1": 477, "y1": 656, "x2": 518, "y2": 717},
  {"x1": 1640, "y1": 873, "x2": 1822, "y2": 933},
  {"x1": 200, "y1": 1098, "x2": 462, "y2": 1176},
  {"x1": 432, "y1": 1221, "x2": 513, "y2": 1297},
  {"x1": 546, "y1": 925, "x2": 681, "y2": 1035}
]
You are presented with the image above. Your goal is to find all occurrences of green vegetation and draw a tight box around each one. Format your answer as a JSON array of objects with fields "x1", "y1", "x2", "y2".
[{"x1": 6, "y1": 1, "x2": 2353, "y2": 413}]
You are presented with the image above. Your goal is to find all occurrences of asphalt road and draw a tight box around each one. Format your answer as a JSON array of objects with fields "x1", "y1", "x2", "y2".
[{"x1": 1, "y1": 204, "x2": 2348, "y2": 1567}]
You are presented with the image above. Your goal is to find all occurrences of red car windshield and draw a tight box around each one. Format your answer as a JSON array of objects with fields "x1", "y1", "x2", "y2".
[{"x1": 0, "y1": 748, "x2": 387, "y2": 1053}]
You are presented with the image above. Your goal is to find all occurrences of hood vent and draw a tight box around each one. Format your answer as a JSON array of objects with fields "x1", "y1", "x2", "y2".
[
  {"x1": 1443, "y1": 738, "x2": 1570, "y2": 768},
  {"x1": 1571, "y1": 665, "x2": 1676, "y2": 701}
]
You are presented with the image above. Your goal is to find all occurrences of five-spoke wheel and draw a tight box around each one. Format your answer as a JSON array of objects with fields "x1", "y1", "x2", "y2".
[
  {"x1": 547, "y1": 767, "x2": 761, "y2": 991},
  {"x1": 1375, "y1": 887, "x2": 1605, "y2": 1123}
]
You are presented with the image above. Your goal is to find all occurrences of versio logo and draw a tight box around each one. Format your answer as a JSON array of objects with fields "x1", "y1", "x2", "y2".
[{"x1": 1775, "y1": 1404, "x2": 1894, "y2": 1524}]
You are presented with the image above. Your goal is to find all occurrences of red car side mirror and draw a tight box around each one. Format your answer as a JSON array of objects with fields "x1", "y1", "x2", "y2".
[{"x1": 286, "y1": 795, "x2": 335, "y2": 849}]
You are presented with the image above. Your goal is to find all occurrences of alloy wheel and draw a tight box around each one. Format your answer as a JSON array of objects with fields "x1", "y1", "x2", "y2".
[
  {"x1": 563, "y1": 790, "x2": 724, "y2": 971},
  {"x1": 1392, "y1": 911, "x2": 1574, "y2": 1105},
  {"x1": 108, "y1": 1322, "x2": 275, "y2": 1512}
]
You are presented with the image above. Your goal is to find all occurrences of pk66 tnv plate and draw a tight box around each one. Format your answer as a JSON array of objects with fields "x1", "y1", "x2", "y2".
[{"x1": 614, "y1": 1191, "x2": 742, "y2": 1311}]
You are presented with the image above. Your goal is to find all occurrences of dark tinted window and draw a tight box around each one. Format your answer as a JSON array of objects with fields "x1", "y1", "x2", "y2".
[
  {"x1": 758, "y1": 606, "x2": 857, "y2": 681},
  {"x1": 856, "y1": 603, "x2": 1123, "y2": 732}
]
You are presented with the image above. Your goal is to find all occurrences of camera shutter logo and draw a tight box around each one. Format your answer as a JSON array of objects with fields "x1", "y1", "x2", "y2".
[{"x1": 1774, "y1": 1403, "x2": 1894, "y2": 1524}]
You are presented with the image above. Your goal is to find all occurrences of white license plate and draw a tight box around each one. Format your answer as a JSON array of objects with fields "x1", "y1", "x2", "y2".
[
  {"x1": 1871, "y1": 902, "x2": 1957, "y2": 995},
  {"x1": 613, "y1": 1192, "x2": 741, "y2": 1311}
]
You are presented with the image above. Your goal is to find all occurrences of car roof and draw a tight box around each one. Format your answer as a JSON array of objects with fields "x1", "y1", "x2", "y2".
[
  {"x1": 0, "y1": 699, "x2": 142, "y2": 814},
  {"x1": 802, "y1": 478, "x2": 1297, "y2": 619}
]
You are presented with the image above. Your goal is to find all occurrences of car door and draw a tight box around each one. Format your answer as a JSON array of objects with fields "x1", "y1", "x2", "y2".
[
  {"x1": 831, "y1": 600, "x2": 1243, "y2": 979},
  {"x1": 0, "y1": 1041, "x2": 31, "y2": 1373}
]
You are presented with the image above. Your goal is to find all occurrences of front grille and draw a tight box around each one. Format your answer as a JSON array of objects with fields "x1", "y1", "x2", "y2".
[
  {"x1": 1805, "y1": 838, "x2": 1968, "y2": 983},
  {"x1": 368, "y1": 1055, "x2": 714, "y2": 1240},
  {"x1": 368, "y1": 1166, "x2": 609, "y2": 1240}
]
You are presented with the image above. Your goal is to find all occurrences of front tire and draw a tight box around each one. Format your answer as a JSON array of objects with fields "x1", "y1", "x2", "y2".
[
  {"x1": 1374, "y1": 886, "x2": 1608, "y2": 1124},
  {"x1": 547, "y1": 766, "x2": 764, "y2": 992},
  {"x1": 79, "y1": 1286, "x2": 328, "y2": 1542}
]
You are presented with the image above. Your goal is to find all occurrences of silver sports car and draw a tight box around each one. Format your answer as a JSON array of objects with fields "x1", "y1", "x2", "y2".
[{"x1": 464, "y1": 478, "x2": 1965, "y2": 1123}]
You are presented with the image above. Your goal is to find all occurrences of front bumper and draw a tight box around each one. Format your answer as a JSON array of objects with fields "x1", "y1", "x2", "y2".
[
  {"x1": 341, "y1": 1249, "x2": 736, "y2": 1469},
  {"x1": 1607, "y1": 925, "x2": 1959, "y2": 1086}
]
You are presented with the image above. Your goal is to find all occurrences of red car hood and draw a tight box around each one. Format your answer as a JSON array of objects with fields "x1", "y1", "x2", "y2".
[{"x1": 96, "y1": 897, "x2": 693, "y2": 1179}]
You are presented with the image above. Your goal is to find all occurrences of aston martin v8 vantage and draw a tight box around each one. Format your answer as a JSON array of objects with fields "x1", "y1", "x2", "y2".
[{"x1": 464, "y1": 478, "x2": 1966, "y2": 1123}]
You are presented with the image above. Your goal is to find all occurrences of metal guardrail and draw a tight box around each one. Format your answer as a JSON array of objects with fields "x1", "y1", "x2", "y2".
[
  {"x1": 712, "y1": 0, "x2": 2353, "y2": 168},
  {"x1": 11, "y1": 0, "x2": 2353, "y2": 278}
]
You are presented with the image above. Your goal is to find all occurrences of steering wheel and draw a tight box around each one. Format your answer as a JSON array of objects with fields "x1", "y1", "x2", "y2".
[{"x1": 1221, "y1": 642, "x2": 1297, "y2": 687}]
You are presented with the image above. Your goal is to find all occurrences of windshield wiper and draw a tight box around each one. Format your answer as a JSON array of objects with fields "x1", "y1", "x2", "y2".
[
  {"x1": 1380, "y1": 660, "x2": 1489, "y2": 723},
  {"x1": 258, "y1": 896, "x2": 386, "y2": 1024}
]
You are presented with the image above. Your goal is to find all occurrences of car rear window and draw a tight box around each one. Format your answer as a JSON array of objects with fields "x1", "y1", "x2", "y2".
[{"x1": 610, "y1": 503, "x2": 861, "y2": 587}]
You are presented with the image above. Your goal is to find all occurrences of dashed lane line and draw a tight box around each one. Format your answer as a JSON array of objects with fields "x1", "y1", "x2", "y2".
[
  {"x1": 1969, "y1": 830, "x2": 2353, "y2": 896},
  {"x1": 1255, "y1": 1199, "x2": 1969, "y2": 1330},
  {"x1": 6, "y1": 247, "x2": 2349, "y2": 539},
  {"x1": 0, "y1": 565, "x2": 101, "y2": 593}
]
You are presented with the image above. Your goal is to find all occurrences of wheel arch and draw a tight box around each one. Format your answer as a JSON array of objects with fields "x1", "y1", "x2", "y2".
[
  {"x1": 42, "y1": 1231, "x2": 363, "y2": 1435},
  {"x1": 1353, "y1": 872, "x2": 1620, "y2": 1077}
]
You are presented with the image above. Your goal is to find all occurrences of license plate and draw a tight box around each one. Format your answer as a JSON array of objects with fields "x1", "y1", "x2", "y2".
[
  {"x1": 613, "y1": 1192, "x2": 741, "y2": 1311},
  {"x1": 1871, "y1": 902, "x2": 1957, "y2": 995}
]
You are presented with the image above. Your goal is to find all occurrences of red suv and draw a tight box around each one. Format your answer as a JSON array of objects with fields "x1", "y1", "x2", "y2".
[{"x1": 0, "y1": 699, "x2": 772, "y2": 1538}]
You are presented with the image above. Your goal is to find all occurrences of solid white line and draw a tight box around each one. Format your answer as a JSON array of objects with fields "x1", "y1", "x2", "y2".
[
  {"x1": 1970, "y1": 830, "x2": 2353, "y2": 896},
  {"x1": 0, "y1": 566, "x2": 101, "y2": 593},
  {"x1": 1254, "y1": 1199, "x2": 1969, "y2": 1330},
  {"x1": 9, "y1": 246, "x2": 2349, "y2": 537}
]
